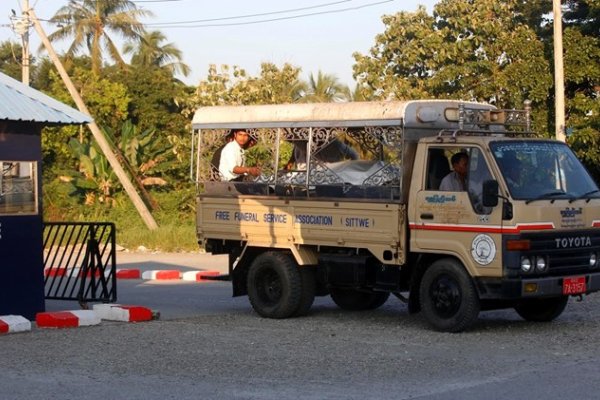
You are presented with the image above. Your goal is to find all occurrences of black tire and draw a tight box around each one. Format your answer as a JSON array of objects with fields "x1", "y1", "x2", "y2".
[
  {"x1": 294, "y1": 267, "x2": 316, "y2": 317},
  {"x1": 330, "y1": 288, "x2": 390, "y2": 311},
  {"x1": 368, "y1": 291, "x2": 390, "y2": 309},
  {"x1": 247, "y1": 252, "x2": 302, "y2": 319},
  {"x1": 514, "y1": 296, "x2": 568, "y2": 322},
  {"x1": 420, "y1": 259, "x2": 480, "y2": 332}
]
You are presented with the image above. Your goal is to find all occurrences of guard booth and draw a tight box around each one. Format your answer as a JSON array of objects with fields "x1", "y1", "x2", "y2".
[{"x1": 0, "y1": 72, "x2": 90, "y2": 319}]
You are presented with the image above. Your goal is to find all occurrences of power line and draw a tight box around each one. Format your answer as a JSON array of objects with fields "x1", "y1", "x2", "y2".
[
  {"x1": 146, "y1": 0, "x2": 353, "y2": 26},
  {"x1": 26, "y1": 0, "x2": 393, "y2": 32},
  {"x1": 146, "y1": 0, "x2": 394, "y2": 28}
]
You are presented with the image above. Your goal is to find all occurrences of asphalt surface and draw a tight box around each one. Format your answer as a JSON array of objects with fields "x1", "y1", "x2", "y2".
[{"x1": 4, "y1": 252, "x2": 600, "y2": 400}]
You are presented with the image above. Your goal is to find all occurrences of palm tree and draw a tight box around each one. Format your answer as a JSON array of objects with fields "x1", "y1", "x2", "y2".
[
  {"x1": 286, "y1": 78, "x2": 308, "y2": 103},
  {"x1": 296, "y1": 71, "x2": 350, "y2": 103},
  {"x1": 47, "y1": 0, "x2": 152, "y2": 74},
  {"x1": 345, "y1": 84, "x2": 375, "y2": 102},
  {"x1": 123, "y1": 30, "x2": 190, "y2": 77}
]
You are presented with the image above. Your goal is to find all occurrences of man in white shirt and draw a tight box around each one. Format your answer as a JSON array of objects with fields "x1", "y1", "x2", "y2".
[
  {"x1": 439, "y1": 152, "x2": 468, "y2": 191},
  {"x1": 218, "y1": 129, "x2": 261, "y2": 181}
]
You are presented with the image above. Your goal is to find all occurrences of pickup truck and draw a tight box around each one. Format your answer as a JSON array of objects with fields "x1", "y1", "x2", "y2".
[{"x1": 191, "y1": 100, "x2": 600, "y2": 332}]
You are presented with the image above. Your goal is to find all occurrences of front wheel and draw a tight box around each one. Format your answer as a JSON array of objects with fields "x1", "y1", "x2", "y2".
[
  {"x1": 420, "y1": 259, "x2": 480, "y2": 332},
  {"x1": 514, "y1": 296, "x2": 568, "y2": 322},
  {"x1": 247, "y1": 252, "x2": 302, "y2": 319}
]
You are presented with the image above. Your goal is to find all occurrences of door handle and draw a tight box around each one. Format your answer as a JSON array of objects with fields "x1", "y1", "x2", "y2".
[{"x1": 420, "y1": 213, "x2": 434, "y2": 220}]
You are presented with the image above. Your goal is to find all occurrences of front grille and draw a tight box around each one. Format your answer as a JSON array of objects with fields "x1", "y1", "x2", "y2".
[
  {"x1": 546, "y1": 250, "x2": 595, "y2": 275},
  {"x1": 521, "y1": 229, "x2": 600, "y2": 276}
]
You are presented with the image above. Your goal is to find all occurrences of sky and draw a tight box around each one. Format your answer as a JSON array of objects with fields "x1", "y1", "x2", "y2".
[{"x1": 1, "y1": 0, "x2": 439, "y2": 87}]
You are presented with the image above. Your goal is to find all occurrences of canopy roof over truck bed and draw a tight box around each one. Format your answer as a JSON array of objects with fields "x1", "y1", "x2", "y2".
[{"x1": 192, "y1": 100, "x2": 495, "y2": 130}]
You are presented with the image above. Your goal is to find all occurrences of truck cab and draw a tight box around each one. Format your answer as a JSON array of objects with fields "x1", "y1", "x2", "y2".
[{"x1": 191, "y1": 100, "x2": 600, "y2": 331}]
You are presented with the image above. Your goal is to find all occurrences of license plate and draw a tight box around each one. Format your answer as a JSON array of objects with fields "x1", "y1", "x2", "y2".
[{"x1": 563, "y1": 276, "x2": 586, "y2": 295}]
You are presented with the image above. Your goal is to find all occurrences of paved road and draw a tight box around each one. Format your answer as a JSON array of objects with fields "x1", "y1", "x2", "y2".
[{"x1": 5, "y1": 252, "x2": 600, "y2": 399}]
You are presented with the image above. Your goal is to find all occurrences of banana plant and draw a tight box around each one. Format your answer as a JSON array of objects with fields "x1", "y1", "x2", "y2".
[
  {"x1": 68, "y1": 137, "x2": 116, "y2": 205},
  {"x1": 104, "y1": 120, "x2": 172, "y2": 186}
]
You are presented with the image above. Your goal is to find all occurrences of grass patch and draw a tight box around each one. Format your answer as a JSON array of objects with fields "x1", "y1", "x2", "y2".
[
  {"x1": 43, "y1": 183, "x2": 199, "y2": 252},
  {"x1": 116, "y1": 218, "x2": 198, "y2": 252}
]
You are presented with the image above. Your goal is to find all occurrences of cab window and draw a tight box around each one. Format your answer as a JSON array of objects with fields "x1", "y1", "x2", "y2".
[
  {"x1": 425, "y1": 147, "x2": 493, "y2": 214},
  {"x1": 466, "y1": 148, "x2": 493, "y2": 215},
  {"x1": 425, "y1": 148, "x2": 451, "y2": 190}
]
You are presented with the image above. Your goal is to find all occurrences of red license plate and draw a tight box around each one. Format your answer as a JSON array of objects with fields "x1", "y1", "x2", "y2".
[{"x1": 563, "y1": 276, "x2": 586, "y2": 295}]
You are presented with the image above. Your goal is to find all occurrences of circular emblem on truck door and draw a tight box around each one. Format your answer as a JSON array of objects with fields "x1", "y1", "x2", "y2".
[{"x1": 471, "y1": 234, "x2": 496, "y2": 265}]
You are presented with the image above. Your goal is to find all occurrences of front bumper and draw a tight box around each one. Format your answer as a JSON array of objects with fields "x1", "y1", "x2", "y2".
[{"x1": 476, "y1": 272, "x2": 600, "y2": 300}]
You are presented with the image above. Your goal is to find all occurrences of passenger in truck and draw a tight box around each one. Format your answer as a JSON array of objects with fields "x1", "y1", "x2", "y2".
[
  {"x1": 440, "y1": 152, "x2": 468, "y2": 191},
  {"x1": 217, "y1": 129, "x2": 260, "y2": 182}
]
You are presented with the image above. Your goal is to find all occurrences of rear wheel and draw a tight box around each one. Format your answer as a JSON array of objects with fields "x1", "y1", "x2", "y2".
[
  {"x1": 514, "y1": 296, "x2": 568, "y2": 322},
  {"x1": 420, "y1": 258, "x2": 480, "y2": 332},
  {"x1": 294, "y1": 267, "x2": 316, "y2": 317},
  {"x1": 247, "y1": 252, "x2": 302, "y2": 319},
  {"x1": 330, "y1": 288, "x2": 390, "y2": 311}
]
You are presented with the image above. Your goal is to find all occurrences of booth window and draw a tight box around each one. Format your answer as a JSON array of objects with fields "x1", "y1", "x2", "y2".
[{"x1": 0, "y1": 161, "x2": 37, "y2": 214}]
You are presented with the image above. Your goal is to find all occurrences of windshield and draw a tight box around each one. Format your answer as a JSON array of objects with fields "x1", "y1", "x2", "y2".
[{"x1": 490, "y1": 141, "x2": 599, "y2": 201}]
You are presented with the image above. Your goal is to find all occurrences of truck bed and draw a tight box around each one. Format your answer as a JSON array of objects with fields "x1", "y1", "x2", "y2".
[{"x1": 196, "y1": 196, "x2": 406, "y2": 265}]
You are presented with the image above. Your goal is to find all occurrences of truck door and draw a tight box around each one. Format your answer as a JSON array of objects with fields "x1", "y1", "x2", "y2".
[{"x1": 411, "y1": 146, "x2": 504, "y2": 275}]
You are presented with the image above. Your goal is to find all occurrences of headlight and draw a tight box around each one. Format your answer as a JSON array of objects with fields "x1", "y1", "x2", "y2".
[
  {"x1": 535, "y1": 256, "x2": 547, "y2": 273},
  {"x1": 591, "y1": 253, "x2": 598, "y2": 268},
  {"x1": 521, "y1": 257, "x2": 532, "y2": 273}
]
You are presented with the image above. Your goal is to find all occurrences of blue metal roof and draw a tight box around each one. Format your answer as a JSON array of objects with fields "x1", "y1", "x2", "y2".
[{"x1": 0, "y1": 72, "x2": 91, "y2": 125}]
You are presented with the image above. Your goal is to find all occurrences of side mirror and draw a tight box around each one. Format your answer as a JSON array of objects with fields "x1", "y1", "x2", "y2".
[{"x1": 482, "y1": 180, "x2": 499, "y2": 207}]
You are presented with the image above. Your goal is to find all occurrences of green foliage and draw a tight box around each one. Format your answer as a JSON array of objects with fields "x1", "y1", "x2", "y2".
[
  {"x1": 296, "y1": 70, "x2": 350, "y2": 103},
  {"x1": 40, "y1": 64, "x2": 131, "y2": 180},
  {"x1": 352, "y1": 7, "x2": 436, "y2": 100},
  {"x1": 105, "y1": 64, "x2": 188, "y2": 134},
  {"x1": 31, "y1": 58, "x2": 56, "y2": 92},
  {"x1": 353, "y1": 0, "x2": 552, "y2": 109},
  {"x1": 124, "y1": 30, "x2": 190, "y2": 77},
  {"x1": 102, "y1": 64, "x2": 191, "y2": 187},
  {"x1": 43, "y1": 187, "x2": 198, "y2": 251},
  {"x1": 561, "y1": 3, "x2": 600, "y2": 179},
  {"x1": 41, "y1": 125, "x2": 80, "y2": 177},
  {"x1": 46, "y1": 0, "x2": 151, "y2": 74},
  {"x1": 104, "y1": 120, "x2": 177, "y2": 187},
  {"x1": 98, "y1": 188, "x2": 198, "y2": 251},
  {"x1": 46, "y1": 66, "x2": 131, "y2": 131},
  {"x1": 68, "y1": 136, "x2": 117, "y2": 204},
  {"x1": 569, "y1": 127, "x2": 600, "y2": 184},
  {"x1": 352, "y1": 0, "x2": 600, "y2": 178},
  {"x1": 194, "y1": 62, "x2": 305, "y2": 106},
  {"x1": 0, "y1": 40, "x2": 25, "y2": 80}
]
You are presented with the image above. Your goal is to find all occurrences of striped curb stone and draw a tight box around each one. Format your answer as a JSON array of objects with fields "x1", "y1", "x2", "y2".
[
  {"x1": 36, "y1": 310, "x2": 101, "y2": 328},
  {"x1": 45, "y1": 267, "x2": 110, "y2": 279},
  {"x1": 0, "y1": 315, "x2": 31, "y2": 334},
  {"x1": 93, "y1": 304, "x2": 153, "y2": 322},
  {"x1": 181, "y1": 271, "x2": 222, "y2": 281},
  {"x1": 141, "y1": 270, "x2": 181, "y2": 280},
  {"x1": 116, "y1": 269, "x2": 141, "y2": 279},
  {"x1": 44, "y1": 267, "x2": 68, "y2": 277}
]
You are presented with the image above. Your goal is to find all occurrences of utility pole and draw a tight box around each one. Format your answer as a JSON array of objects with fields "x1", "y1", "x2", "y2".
[
  {"x1": 11, "y1": 0, "x2": 31, "y2": 85},
  {"x1": 553, "y1": 0, "x2": 566, "y2": 142},
  {"x1": 29, "y1": 9, "x2": 159, "y2": 230},
  {"x1": 21, "y1": 0, "x2": 29, "y2": 85}
]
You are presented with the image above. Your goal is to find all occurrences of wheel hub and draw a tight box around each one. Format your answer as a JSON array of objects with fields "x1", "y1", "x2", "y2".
[
  {"x1": 430, "y1": 275, "x2": 461, "y2": 318},
  {"x1": 257, "y1": 270, "x2": 282, "y2": 305}
]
